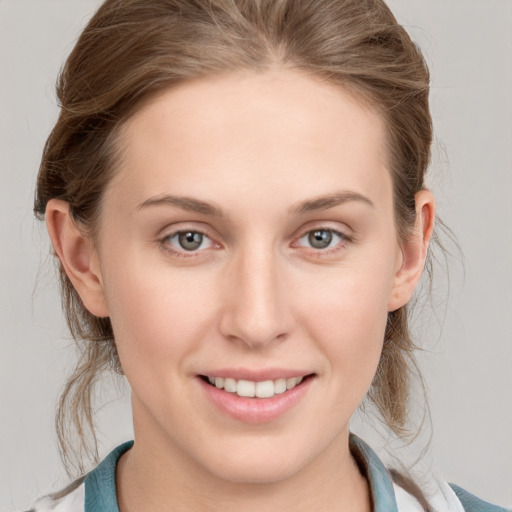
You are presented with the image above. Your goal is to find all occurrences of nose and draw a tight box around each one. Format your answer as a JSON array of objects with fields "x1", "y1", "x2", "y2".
[{"x1": 219, "y1": 245, "x2": 293, "y2": 350}]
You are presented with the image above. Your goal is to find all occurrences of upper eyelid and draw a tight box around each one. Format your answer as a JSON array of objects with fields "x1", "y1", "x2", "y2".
[
  {"x1": 294, "y1": 224, "x2": 352, "y2": 241},
  {"x1": 160, "y1": 226, "x2": 348, "y2": 239},
  {"x1": 158, "y1": 223, "x2": 218, "y2": 243},
  {"x1": 163, "y1": 227, "x2": 211, "y2": 238},
  {"x1": 300, "y1": 227, "x2": 347, "y2": 237}
]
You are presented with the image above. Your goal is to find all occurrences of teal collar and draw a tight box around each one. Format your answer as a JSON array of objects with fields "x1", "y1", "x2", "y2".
[
  {"x1": 349, "y1": 434, "x2": 399, "y2": 512},
  {"x1": 84, "y1": 440, "x2": 133, "y2": 512},
  {"x1": 84, "y1": 436, "x2": 398, "y2": 512}
]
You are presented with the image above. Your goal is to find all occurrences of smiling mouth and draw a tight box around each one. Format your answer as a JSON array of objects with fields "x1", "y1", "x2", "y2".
[{"x1": 200, "y1": 374, "x2": 314, "y2": 399}]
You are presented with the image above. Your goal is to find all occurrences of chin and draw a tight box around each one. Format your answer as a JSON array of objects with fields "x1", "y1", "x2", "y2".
[
  {"x1": 210, "y1": 460, "x2": 300, "y2": 485},
  {"x1": 198, "y1": 440, "x2": 319, "y2": 485}
]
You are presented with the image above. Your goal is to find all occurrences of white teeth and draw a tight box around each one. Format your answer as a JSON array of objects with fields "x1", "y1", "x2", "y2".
[
  {"x1": 274, "y1": 378, "x2": 287, "y2": 394},
  {"x1": 237, "y1": 379, "x2": 255, "y2": 397},
  {"x1": 286, "y1": 377, "x2": 303, "y2": 389},
  {"x1": 255, "y1": 380, "x2": 274, "y2": 398},
  {"x1": 223, "y1": 377, "x2": 237, "y2": 393},
  {"x1": 206, "y1": 375, "x2": 306, "y2": 398},
  {"x1": 286, "y1": 377, "x2": 297, "y2": 389}
]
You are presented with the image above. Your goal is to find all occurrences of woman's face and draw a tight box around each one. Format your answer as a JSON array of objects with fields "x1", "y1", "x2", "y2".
[{"x1": 88, "y1": 69, "x2": 418, "y2": 483}]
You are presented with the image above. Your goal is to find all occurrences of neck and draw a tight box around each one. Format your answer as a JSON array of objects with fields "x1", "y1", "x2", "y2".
[{"x1": 117, "y1": 426, "x2": 371, "y2": 512}]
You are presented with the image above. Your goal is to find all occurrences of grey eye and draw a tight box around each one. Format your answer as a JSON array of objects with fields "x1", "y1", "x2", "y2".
[
  {"x1": 308, "y1": 230, "x2": 333, "y2": 249},
  {"x1": 178, "y1": 231, "x2": 204, "y2": 251},
  {"x1": 162, "y1": 230, "x2": 214, "y2": 255}
]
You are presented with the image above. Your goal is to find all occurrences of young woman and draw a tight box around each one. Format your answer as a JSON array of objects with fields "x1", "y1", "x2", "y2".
[{"x1": 27, "y1": 0, "x2": 508, "y2": 511}]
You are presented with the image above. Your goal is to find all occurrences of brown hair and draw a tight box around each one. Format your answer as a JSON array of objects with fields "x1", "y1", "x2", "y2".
[{"x1": 35, "y1": 0, "x2": 435, "y2": 489}]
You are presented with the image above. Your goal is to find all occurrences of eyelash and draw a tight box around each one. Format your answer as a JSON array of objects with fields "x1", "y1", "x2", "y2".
[
  {"x1": 159, "y1": 229, "x2": 217, "y2": 258},
  {"x1": 294, "y1": 228, "x2": 351, "y2": 256},
  {"x1": 158, "y1": 227, "x2": 351, "y2": 258}
]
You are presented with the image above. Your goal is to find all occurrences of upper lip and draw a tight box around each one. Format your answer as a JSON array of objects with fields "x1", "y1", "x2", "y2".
[{"x1": 198, "y1": 368, "x2": 314, "y2": 381}]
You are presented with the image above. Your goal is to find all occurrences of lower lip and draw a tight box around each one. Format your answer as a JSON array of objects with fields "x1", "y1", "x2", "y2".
[{"x1": 198, "y1": 377, "x2": 314, "y2": 424}]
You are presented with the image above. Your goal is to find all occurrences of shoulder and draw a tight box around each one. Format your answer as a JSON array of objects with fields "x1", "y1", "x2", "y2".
[
  {"x1": 26, "y1": 441, "x2": 132, "y2": 512},
  {"x1": 350, "y1": 435, "x2": 509, "y2": 512},
  {"x1": 394, "y1": 477, "x2": 464, "y2": 512},
  {"x1": 449, "y1": 484, "x2": 511, "y2": 512},
  {"x1": 394, "y1": 478, "x2": 511, "y2": 512},
  {"x1": 27, "y1": 478, "x2": 85, "y2": 512}
]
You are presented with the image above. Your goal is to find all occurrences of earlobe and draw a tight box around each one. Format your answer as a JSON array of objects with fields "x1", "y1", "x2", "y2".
[
  {"x1": 45, "y1": 199, "x2": 109, "y2": 318},
  {"x1": 388, "y1": 189, "x2": 435, "y2": 312}
]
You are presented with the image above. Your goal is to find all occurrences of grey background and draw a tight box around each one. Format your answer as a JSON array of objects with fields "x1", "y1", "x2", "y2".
[{"x1": 1, "y1": 0, "x2": 511, "y2": 510}]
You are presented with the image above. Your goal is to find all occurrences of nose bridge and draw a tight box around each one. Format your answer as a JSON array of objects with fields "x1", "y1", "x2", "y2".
[{"x1": 220, "y1": 239, "x2": 291, "y2": 348}]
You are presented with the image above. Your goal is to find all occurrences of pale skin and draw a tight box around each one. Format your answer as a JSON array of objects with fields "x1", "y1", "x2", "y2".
[{"x1": 46, "y1": 68, "x2": 435, "y2": 512}]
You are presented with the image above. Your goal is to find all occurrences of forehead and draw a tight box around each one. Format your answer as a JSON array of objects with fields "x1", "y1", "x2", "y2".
[{"x1": 108, "y1": 69, "x2": 391, "y2": 214}]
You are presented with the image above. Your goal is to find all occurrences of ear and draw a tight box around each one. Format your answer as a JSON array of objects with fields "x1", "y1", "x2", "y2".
[
  {"x1": 388, "y1": 189, "x2": 435, "y2": 312},
  {"x1": 45, "y1": 199, "x2": 109, "y2": 318}
]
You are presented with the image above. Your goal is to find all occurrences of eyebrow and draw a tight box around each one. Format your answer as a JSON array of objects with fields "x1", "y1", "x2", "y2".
[
  {"x1": 137, "y1": 195, "x2": 224, "y2": 216},
  {"x1": 137, "y1": 190, "x2": 374, "y2": 217},
  {"x1": 290, "y1": 191, "x2": 375, "y2": 215}
]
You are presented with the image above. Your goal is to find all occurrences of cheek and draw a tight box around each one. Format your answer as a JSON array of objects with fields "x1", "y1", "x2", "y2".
[
  {"x1": 296, "y1": 260, "x2": 393, "y2": 373},
  {"x1": 103, "y1": 262, "x2": 220, "y2": 374}
]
